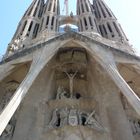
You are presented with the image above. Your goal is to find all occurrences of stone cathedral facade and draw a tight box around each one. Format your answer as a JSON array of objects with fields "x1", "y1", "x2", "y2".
[{"x1": 0, "y1": 0, "x2": 140, "y2": 140}]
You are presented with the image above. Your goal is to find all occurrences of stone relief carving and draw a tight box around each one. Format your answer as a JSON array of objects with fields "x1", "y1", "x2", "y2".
[
  {"x1": 129, "y1": 119, "x2": 140, "y2": 135},
  {"x1": 56, "y1": 86, "x2": 70, "y2": 99},
  {"x1": 68, "y1": 109, "x2": 78, "y2": 126},
  {"x1": 0, "y1": 81, "x2": 19, "y2": 111},
  {"x1": 56, "y1": 86, "x2": 81, "y2": 100},
  {"x1": 48, "y1": 108, "x2": 105, "y2": 132},
  {"x1": 0, "y1": 116, "x2": 16, "y2": 140}
]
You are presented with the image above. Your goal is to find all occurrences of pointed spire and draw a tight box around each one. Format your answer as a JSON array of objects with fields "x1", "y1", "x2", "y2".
[
  {"x1": 77, "y1": 0, "x2": 98, "y2": 32},
  {"x1": 93, "y1": 0, "x2": 128, "y2": 43},
  {"x1": 40, "y1": 0, "x2": 60, "y2": 32},
  {"x1": 13, "y1": 0, "x2": 44, "y2": 40},
  {"x1": 6, "y1": 0, "x2": 44, "y2": 55}
]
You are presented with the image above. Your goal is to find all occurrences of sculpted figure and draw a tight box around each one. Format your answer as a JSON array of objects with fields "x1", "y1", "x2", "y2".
[
  {"x1": 48, "y1": 109, "x2": 59, "y2": 129},
  {"x1": 56, "y1": 86, "x2": 70, "y2": 99},
  {"x1": 60, "y1": 108, "x2": 69, "y2": 127},
  {"x1": 68, "y1": 109, "x2": 78, "y2": 126},
  {"x1": 64, "y1": 71, "x2": 78, "y2": 97},
  {"x1": 85, "y1": 111, "x2": 105, "y2": 132}
]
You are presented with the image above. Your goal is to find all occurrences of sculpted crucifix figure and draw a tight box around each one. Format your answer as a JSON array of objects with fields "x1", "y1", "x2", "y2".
[{"x1": 64, "y1": 70, "x2": 78, "y2": 98}]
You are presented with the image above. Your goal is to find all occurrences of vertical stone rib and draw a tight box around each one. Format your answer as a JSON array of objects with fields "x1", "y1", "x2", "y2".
[
  {"x1": 87, "y1": 45, "x2": 140, "y2": 116},
  {"x1": 0, "y1": 43, "x2": 59, "y2": 136}
]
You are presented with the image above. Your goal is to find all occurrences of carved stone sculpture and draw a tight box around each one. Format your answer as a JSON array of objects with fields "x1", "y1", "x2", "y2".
[
  {"x1": 56, "y1": 86, "x2": 70, "y2": 99},
  {"x1": 129, "y1": 120, "x2": 140, "y2": 135},
  {"x1": 85, "y1": 111, "x2": 105, "y2": 132},
  {"x1": 68, "y1": 109, "x2": 78, "y2": 126},
  {"x1": 0, "y1": 116, "x2": 16, "y2": 140},
  {"x1": 48, "y1": 109, "x2": 59, "y2": 129},
  {"x1": 48, "y1": 108, "x2": 105, "y2": 132},
  {"x1": 60, "y1": 108, "x2": 69, "y2": 127}
]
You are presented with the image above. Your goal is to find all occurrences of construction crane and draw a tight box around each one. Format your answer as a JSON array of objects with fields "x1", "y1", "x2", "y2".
[{"x1": 63, "y1": 0, "x2": 69, "y2": 16}]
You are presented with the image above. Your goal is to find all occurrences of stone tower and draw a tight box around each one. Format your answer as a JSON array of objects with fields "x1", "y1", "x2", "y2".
[
  {"x1": 0, "y1": 0, "x2": 140, "y2": 140},
  {"x1": 77, "y1": 0, "x2": 97, "y2": 32}
]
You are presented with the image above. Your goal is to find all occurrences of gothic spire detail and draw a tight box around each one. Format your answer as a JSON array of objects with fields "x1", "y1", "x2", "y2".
[
  {"x1": 6, "y1": 0, "x2": 44, "y2": 56},
  {"x1": 77, "y1": 0, "x2": 98, "y2": 32},
  {"x1": 93, "y1": 0, "x2": 128, "y2": 43},
  {"x1": 40, "y1": 0, "x2": 60, "y2": 32}
]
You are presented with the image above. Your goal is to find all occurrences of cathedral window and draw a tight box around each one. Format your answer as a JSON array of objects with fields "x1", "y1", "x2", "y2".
[
  {"x1": 99, "y1": 25, "x2": 104, "y2": 37},
  {"x1": 103, "y1": 25, "x2": 107, "y2": 35},
  {"x1": 51, "y1": 17, "x2": 55, "y2": 30},
  {"x1": 28, "y1": 6, "x2": 33, "y2": 16},
  {"x1": 95, "y1": 2, "x2": 101, "y2": 18},
  {"x1": 107, "y1": 23, "x2": 113, "y2": 33},
  {"x1": 33, "y1": 7, "x2": 38, "y2": 17},
  {"x1": 98, "y1": 1, "x2": 106, "y2": 18},
  {"x1": 81, "y1": 4, "x2": 84, "y2": 13},
  {"x1": 80, "y1": 19, "x2": 83, "y2": 31},
  {"x1": 85, "y1": 3, "x2": 89, "y2": 12},
  {"x1": 21, "y1": 20, "x2": 27, "y2": 35},
  {"x1": 48, "y1": 3, "x2": 52, "y2": 11},
  {"x1": 113, "y1": 22, "x2": 121, "y2": 37},
  {"x1": 46, "y1": 16, "x2": 50, "y2": 28},
  {"x1": 38, "y1": 4, "x2": 44, "y2": 18},
  {"x1": 33, "y1": 23, "x2": 39, "y2": 38},
  {"x1": 89, "y1": 17, "x2": 93, "y2": 27},
  {"x1": 101, "y1": 1, "x2": 112, "y2": 17},
  {"x1": 28, "y1": 21, "x2": 33, "y2": 32},
  {"x1": 26, "y1": 21, "x2": 33, "y2": 36},
  {"x1": 55, "y1": 19, "x2": 58, "y2": 31},
  {"x1": 53, "y1": 3, "x2": 56, "y2": 12},
  {"x1": 84, "y1": 18, "x2": 88, "y2": 30}
]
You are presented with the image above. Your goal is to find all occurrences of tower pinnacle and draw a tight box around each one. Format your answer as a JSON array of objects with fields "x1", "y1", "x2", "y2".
[
  {"x1": 93, "y1": 0, "x2": 128, "y2": 43},
  {"x1": 77, "y1": 0, "x2": 98, "y2": 32},
  {"x1": 40, "y1": 0, "x2": 60, "y2": 32}
]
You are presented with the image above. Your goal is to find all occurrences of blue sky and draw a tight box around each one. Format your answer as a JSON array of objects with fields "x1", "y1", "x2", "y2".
[{"x1": 0, "y1": 0, "x2": 140, "y2": 56}]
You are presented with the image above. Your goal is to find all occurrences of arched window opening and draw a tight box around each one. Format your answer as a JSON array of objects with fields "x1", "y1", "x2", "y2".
[
  {"x1": 27, "y1": 21, "x2": 33, "y2": 36},
  {"x1": 33, "y1": 7, "x2": 38, "y2": 17},
  {"x1": 107, "y1": 23, "x2": 112, "y2": 33},
  {"x1": 113, "y1": 22, "x2": 121, "y2": 37},
  {"x1": 48, "y1": 3, "x2": 52, "y2": 11},
  {"x1": 53, "y1": 4, "x2": 56, "y2": 12},
  {"x1": 38, "y1": 4, "x2": 44, "y2": 18},
  {"x1": 28, "y1": 6, "x2": 33, "y2": 16},
  {"x1": 84, "y1": 18, "x2": 88, "y2": 30},
  {"x1": 21, "y1": 20, "x2": 27, "y2": 35},
  {"x1": 51, "y1": 17, "x2": 55, "y2": 30},
  {"x1": 99, "y1": 25, "x2": 104, "y2": 37},
  {"x1": 46, "y1": 16, "x2": 50, "y2": 28},
  {"x1": 98, "y1": 2, "x2": 106, "y2": 18},
  {"x1": 95, "y1": 2, "x2": 101, "y2": 18},
  {"x1": 89, "y1": 17, "x2": 93, "y2": 27},
  {"x1": 80, "y1": 20, "x2": 83, "y2": 31},
  {"x1": 101, "y1": 1, "x2": 112, "y2": 17},
  {"x1": 33, "y1": 23, "x2": 39, "y2": 38},
  {"x1": 85, "y1": 3, "x2": 89, "y2": 12},
  {"x1": 103, "y1": 25, "x2": 107, "y2": 35},
  {"x1": 81, "y1": 4, "x2": 84, "y2": 13}
]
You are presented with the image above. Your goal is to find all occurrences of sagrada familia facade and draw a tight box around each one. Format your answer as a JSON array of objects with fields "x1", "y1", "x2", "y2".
[{"x1": 0, "y1": 0, "x2": 140, "y2": 140}]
